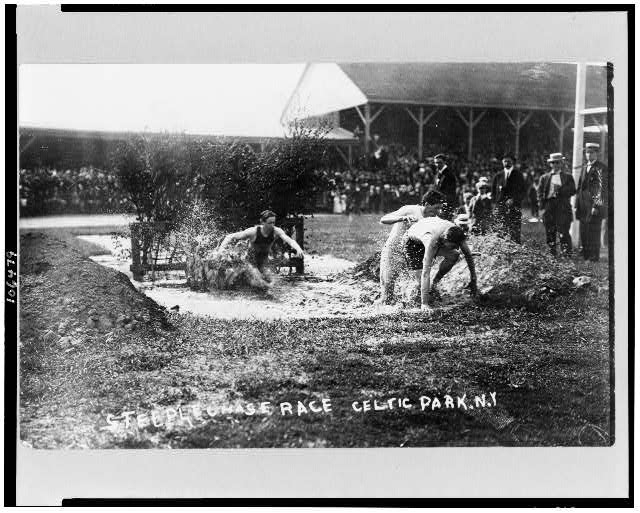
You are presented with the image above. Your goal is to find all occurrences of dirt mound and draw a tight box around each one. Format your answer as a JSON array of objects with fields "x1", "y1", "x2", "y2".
[
  {"x1": 350, "y1": 234, "x2": 578, "y2": 310},
  {"x1": 351, "y1": 251, "x2": 381, "y2": 282},
  {"x1": 20, "y1": 232, "x2": 171, "y2": 349},
  {"x1": 440, "y1": 234, "x2": 577, "y2": 309}
]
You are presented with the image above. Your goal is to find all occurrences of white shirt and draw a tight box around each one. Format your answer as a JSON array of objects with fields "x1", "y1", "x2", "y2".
[
  {"x1": 547, "y1": 173, "x2": 562, "y2": 198},
  {"x1": 504, "y1": 167, "x2": 514, "y2": 180}
]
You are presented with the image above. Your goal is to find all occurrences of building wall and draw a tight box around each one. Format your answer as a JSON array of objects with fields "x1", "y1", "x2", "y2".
[{"x1": 19, "y1": 133, "x2": 114, "y2": 170}]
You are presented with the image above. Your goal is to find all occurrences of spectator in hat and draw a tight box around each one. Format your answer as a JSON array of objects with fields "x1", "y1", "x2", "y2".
[
  {"x1": 431, "y1": 153, "x2": 458, "y2": 220},
  {"x1": 538, "y1": 153, "x2": 576, "y2": 256},
  {"x1": 491, "y1": 153, "x2": 527, "y2": 244},
  {"x1": 469, "y1": 177, "x2": 493, "y2": 235},
  {"x1": 575, "y1": 143, "x2": 608, "y2": 262}
]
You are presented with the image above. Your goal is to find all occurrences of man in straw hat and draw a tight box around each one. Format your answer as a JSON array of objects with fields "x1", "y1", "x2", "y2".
[
  {"x1": 491, "y1": 154, "x2": 527, "y2": 243},
  {"x1": 538, "y1": 153, "x2": 576, "y2": 256},
  {"x1": 575, "y1": 143, "x2": 608, "y2": 262}
]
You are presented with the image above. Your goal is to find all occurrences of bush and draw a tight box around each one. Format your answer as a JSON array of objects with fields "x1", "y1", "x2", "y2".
[
  {"x1": 197, "y1": 123, "x2": 331, "y2": 231},
  {"x1": 195, "y1": 141, "x2": 257, "y2": 232},
  {"x1": 248, "y1": 124, "x2": 331, "y2": 223},
  {"x1": 110, "y1": 133, "x2": 197, "y2": 231},
  {"x1": 22, "y1": 124, "x2": 331, "y2": 227}
]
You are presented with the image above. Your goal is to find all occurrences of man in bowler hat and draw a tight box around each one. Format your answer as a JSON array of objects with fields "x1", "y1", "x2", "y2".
[
  {"x1": 491, "y1": 153, "x2": 527, "y2": 243},
  {"x1": 538, "y1": 153, "x2": 576, "y2": 256},
  {"x1": 575, "y1": 143, "x2": 608, "y2": 261}
]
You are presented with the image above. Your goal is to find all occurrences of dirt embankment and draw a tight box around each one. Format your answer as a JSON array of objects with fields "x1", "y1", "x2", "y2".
[{"x1": 20, "y1": 232, "x2": 171, "y2": 363}]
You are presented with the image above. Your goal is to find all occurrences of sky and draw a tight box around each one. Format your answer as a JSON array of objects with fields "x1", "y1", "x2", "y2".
[{"x1": 18, "y1": 64, "x2": 306, "y2": 137}]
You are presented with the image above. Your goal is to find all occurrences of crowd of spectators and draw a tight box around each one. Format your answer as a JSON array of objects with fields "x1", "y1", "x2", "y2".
[
  {"x1": 321, "y1": 141, "x2": 568, "y2": 218},
  {"x1": 19, "y1": 167, "x2": 133, "y2": 216},
  {"x1": 21, "y1": 142, "x2": 570, "y2": 220}
]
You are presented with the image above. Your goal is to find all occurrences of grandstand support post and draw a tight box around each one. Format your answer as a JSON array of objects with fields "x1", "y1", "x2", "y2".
[
  {"x1": 355, "y1": 103, "x2": 385, "y2": 159},
  {"x1": 334, "y1": 146, "x2": 352, "y2": 169},
  {"x1": 19, "y1": 135, "x2": 38, "y2": 156},
  {"x1": 570, "y1": 62, "x2": 587, "y2": 247},
  {"x1": 548, "y1": 111, "x2": 573, "y2": 154},
  {"x1": 455, "y1": 108, "x2": 486, "y2": 161},
  {"x1": 405, "y1": 107, "x2": 438, "y2": 161},
  {"x1": 468, "y1": 110, "x2": 474, "y2": 161},
  {"x1": 363, "y1": 103, "x2": 371, "y2": 155},
  {"x1": 418, "y1": 107, "x2": 424, "y2": 160},
  {"x1": 502, "y1": 110, "x2": 533, "y2": 159}
]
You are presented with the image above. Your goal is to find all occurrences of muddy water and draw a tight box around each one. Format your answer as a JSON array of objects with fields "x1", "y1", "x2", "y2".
[
  {"x1": 144, "y1": 277, "x2": 385, "y2": 320},
  {"x1": 78, "y1": 235, "x2": 399, "y2": 320}
]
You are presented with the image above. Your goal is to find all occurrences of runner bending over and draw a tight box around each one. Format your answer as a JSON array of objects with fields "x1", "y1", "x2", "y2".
[
  {"x1": 404, "y1": 217, "x2": 478, "y2": 314},
  {"x1": 376, "y1": 191, "x2": 445, "y2": 305},
  {"x1": 217, "y1": 210, "x2": 304, "y2": 287}
]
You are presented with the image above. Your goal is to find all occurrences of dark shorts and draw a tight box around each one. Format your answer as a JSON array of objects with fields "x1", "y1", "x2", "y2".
[
  {"x1": 249, "y1": 251, "x2": 269, "y2": 271},
  {"x1": 403, "y1": 237, "x2": 425, "y2": 270}
]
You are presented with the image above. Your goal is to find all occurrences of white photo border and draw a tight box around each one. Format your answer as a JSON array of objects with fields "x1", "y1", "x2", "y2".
[{"x1": 11, "y1": 6, "x2": 630, "y2": 504}]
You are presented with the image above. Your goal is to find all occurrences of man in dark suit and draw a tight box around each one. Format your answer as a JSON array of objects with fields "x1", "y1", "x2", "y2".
[
  {"x1": 538, "y1": 153, "x2": 576, "y2": 256},
  {"x1": 575, "y1": 143, "x2": 608, "y2": 262},
  {"x1": 431, "y1": 153, "x2": 457, "y2": 220},
  {"x1": 491, "y1": 154, "x2": 527, "y2": 243}
]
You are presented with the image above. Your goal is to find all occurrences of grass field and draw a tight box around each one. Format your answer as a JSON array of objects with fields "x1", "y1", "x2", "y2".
[{"x1": 18, "y1": 214, "x2": 612, "y2": 448}]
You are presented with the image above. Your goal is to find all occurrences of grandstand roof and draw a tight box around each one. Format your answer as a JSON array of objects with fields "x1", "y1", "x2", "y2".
[
  {"x1": 282, "y1": 62, "x2": 608, "y2": 121},
  {"x1": 19, "y1": 125, "x2": 359, "y2": 147}
]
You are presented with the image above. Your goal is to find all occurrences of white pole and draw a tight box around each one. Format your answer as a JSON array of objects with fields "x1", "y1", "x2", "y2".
[
  {"x1": 364, "y1": 103, "x2": 371, "y2": 156},
  {"x1": 559, "y1": 111, "x2": 565, "y2": 153},
  {"x1": 468, "y1": 108, "x2": 474, "y2": 161},
  {"x1": 418, "y1": 107, "x2": 424, "y2": 161},
  {"x1": 570, "y1": 63, "x2": 587, "y2": 247}
]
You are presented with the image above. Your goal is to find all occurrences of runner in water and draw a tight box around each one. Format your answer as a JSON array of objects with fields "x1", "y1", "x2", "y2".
[
  {"x1": 217, "y1": 210, "x2": 304, "y2": 288},
  {"x1": 375, "y1": 190, "x2": 445, "y2": 305}
]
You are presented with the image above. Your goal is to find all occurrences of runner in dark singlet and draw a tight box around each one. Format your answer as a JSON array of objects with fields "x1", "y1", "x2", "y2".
[
  {"x1": 251, "y1": 223, "x2": 276, "y2": 272},
  {"x1": 218, "y1": 210, "x2": 304, "y2": 285}
]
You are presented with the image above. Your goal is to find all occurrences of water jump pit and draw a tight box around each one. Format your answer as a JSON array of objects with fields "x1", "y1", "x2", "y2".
[
  {"x1": 78, "y1": 235, "x2": 392, "y2": 320},
  {"x1": 78, "y1": 231, "x2": 582, "y2": 320}
]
